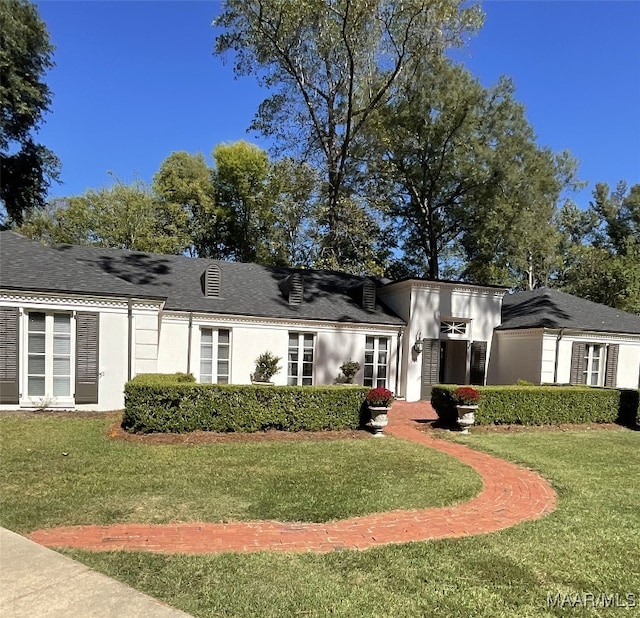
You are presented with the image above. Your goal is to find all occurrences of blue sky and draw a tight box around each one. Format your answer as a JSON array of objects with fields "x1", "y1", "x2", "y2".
[{"x1": 35, "y1": 0, "x2": 640, "y2": 209}]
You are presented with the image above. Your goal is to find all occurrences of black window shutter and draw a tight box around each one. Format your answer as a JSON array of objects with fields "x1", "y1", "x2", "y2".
[
  {"x1": 569, "y1": 342, "x2": 586, "y2": 384},
  {"x1": 470, "y1": 341, "x2": 488, "y2": 385},
  {"x1": 605, "y1": 344, "x2": 619, "y2": 388},
  {"x1": 0, "y1": 307, "x2": 20, "y2": 404},
  {"x1": 421, "y1": 339, "x2": 440, "y2": 400},
  {"x1": 75, "y1": 312, "x2": 100, "y2": 404}
]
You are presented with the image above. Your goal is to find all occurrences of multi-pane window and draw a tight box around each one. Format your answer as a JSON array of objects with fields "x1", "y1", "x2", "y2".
[
  {"x1": 583, "y1": 344, "x2": 605, "y2": 386},
  {"x1": 200, "y1": 328, "x2": 230, "y2": 384},
  {"x1": 440, "y1": 320, "x2": 468, "y2": 335},
  {"x1": 27, "y1": 312, "x2": 71, "y2": 398},
  {"x1": 288, "y1": 333, "x2": 314, "y2": 385},
  {"x1": 364, "y1": 336, "x2": 389, "y2": 388}
]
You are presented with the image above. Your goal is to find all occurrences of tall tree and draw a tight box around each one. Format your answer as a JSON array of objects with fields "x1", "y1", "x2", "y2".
[
  {"x1": 215, "y1": 0, "x2": 483, "y2": 271},
  {"x1": 368, "y1": 58, "x2": 578, "y2": 285},
  {"x1": 19, "y1": 179, "x2": 191, "y2": 254},
  {"x1": 153, "y1": 151, "x2": 222, "y2": 257},
  {"x1": 556, "y1": 182, "x2": 640, "y2": 313},
  {"x1": 0, "y1": 0, "x2": 59, "y2": 224},
  {"x1": 212, "y1": 140, "x2": 271, "y2": 263},
  {"x1": 263, "y1": 157, "x2": 318, "y2": 267}
]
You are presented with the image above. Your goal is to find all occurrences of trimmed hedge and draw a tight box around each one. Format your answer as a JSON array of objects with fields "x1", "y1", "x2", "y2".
[
  {"x1": 123, "y1": 377, "x2": 368, "y2": 434},
  {"x1": 431, "y1": 384, "x2": 639, "y2": 426}
]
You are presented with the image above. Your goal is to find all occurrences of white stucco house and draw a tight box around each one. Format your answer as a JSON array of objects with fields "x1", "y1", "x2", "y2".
[{"x1": 1, "y1": 230, "x2": 639, "y2": 411}]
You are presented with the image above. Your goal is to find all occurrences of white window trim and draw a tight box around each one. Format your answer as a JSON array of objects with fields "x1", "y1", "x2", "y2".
[
  {"x1": 198, "y1": 327, "x2": 231, "y2": 384},
  {"x1": 583, "y1": 343, "x2": 606, "y2": 387},
  {"x1": 364, "y1": 335, "x2": 390, "y2": 389},
  {"x1": 287, "y1": 332, "x2": 315, "y2": 386},
  {"x1": 21, "y1": 310, "x2": 75, "y2": 408}
]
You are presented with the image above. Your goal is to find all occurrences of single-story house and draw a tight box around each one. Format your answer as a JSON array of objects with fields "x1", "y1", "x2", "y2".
[
  {"x1": 1, "y1": 230, "x2": 639, "y2": 411},
  {"x1": 488, "y1": 287, "x2": 640, "y2": 389}
]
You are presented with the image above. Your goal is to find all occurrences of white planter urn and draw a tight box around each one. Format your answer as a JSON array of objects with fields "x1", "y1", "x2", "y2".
[
  {"x1": 368, "y1": 406, "x2": 389, "y2": 437},
  {"x1": 456, "y1": 405, "x2": 478, "y2": 434}
]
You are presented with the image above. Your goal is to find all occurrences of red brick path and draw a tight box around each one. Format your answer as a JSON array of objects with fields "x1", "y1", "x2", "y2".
[{"x1": 29, "y1": 401, "x2": 557, "y2": 554}]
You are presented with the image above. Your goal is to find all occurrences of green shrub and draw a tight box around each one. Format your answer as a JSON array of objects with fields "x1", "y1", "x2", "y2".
[
  {"x1": 130, "y1": 372, "x2": 195, "y2": 384},
  {"x1": 431, "y1": 384, "x2": 638, "y2": 426},
  {"x1": 253, "y1": 352, "x2": 282, "y2": 382},
  {"x1": 123, "y1": 380, "x2": 368, "y2": 434}
]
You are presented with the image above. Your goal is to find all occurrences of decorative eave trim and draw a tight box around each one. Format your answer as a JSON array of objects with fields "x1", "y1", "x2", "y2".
[
  {"x1": 541, "y1": 328, "x2": 640, "y2": 342},
  {"x1": 494, "y1": 328, "x2": 545, "y2": 338},
  {"x1": 0, "y1": 290, "x2": 164, "y2": 312},
  {"x1": 161, "y1": 310, "x2": 403, "y2": 333},
  {"x1": 379, "y1": 279, "x2": 506, "y2": 298}
]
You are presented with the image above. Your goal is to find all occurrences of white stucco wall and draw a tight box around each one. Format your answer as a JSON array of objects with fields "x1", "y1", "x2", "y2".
[
  {"x1": 379, "y1": 281, "x2": 505, "y2": 401},
  {"x1": 157, "y1": 312, "x2": 400, "y2": 390},
  {"x1": 489, "y1": 330, "x2": 544, "y2": 385},
  {"x1": 0, "y1": 292, "x2": 154, "y2": 411},
  {"x1": 553, "y1": 332, "x2": 640, "y2": 388}
]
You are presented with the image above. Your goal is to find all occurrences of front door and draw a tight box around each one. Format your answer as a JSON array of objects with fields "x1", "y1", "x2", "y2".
[{"x1": 439, "y1": 340, "x2": 468, "y2": 384}]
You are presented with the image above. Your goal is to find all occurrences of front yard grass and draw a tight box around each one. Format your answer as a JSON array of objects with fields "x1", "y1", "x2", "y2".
[
  {"x1": 2, "y1": 415, "x2": 638, "y2": 617},
  {"x1": 69, "y1": 429, "x2": 639, "y2": 617},
  {"x1": 0, "y1": 414, "x2": 480, "y2": 533}
]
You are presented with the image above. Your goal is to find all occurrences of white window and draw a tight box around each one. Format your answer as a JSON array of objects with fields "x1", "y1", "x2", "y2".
[
  {"x1": 27, "y1": 312, "x2": 72, "y2": 399},
  {"x1": 440, "y1": 320, "x2": 468, "y2": 336},
  {"x1": 200, "y1": 328, "x2": 230, "y2": 384},
  {"x1": 583, "y1": 344, "x2": 605, "y2": 386},
  {"x1": 288, "y1": 333, "x2": 314, "y2": 385},
  {"x1": 364, "y1": 336, "x2": 389, "y2": 388}
]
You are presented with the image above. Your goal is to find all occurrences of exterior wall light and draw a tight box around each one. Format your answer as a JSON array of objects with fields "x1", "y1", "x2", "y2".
[{"x1": 413, "y1": 332, "x2": 423, "y2": 353}]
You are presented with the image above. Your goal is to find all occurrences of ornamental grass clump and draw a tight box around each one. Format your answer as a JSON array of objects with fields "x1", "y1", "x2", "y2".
[
  {"x1": 452, "y1": 386, "x2": 481, "y2": 406},
  {"x1": 365, "y1": 387, "x2": 394, "y2": 408}
]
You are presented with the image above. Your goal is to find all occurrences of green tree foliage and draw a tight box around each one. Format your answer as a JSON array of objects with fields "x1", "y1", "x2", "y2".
[
  {"x1": 369, "y1": 58, "x2": 578, "y2": 285},
  {"x1": 212, "y1": 140, "x2": 272, "y2": 263},
  {"x1": 152, "y1": 151, "x2": 222, "y2": 257},
  {"x1": 556, "y1": 182, "x2": 640, "y2": 313},
  {"x1": 215, "y1": 0, "x2": 483, "y2": 271},
  {"x1": 0, "y1": 0, "x2": 59, "y2": 224},
  {"x1": 264, "y1": 157, "x2": 318, "y2": 267},
  {"x1": 19, "y1": 179, "x2": 191, "y2": 254}
]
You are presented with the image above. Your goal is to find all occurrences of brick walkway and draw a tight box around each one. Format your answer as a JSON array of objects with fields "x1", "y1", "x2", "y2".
[{"x1": 29, "y1": 401, "x2": 557, "y2": 554}]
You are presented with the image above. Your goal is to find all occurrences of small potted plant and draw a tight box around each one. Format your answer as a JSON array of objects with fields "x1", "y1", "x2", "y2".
[
  {"x1": 253, "y1": 351, "x2": 282, "y2": 384},
  {"x1": 365, "y1": 387, "x2": 394, "y2": 436},
  {"x1": 452, "y1": 386, "x2": 480, "y2": 433},
  {"x1": 340, "y1": 360, "x2": 361, "y2": 384}
]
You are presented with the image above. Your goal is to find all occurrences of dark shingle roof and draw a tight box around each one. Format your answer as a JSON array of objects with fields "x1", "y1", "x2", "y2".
[
  {"x1": 0, "y1": 232, "x2": 403, "y2": 325},
  {"x1": 0, "y1": 231, "x2": 152, "y2": 299},
  {"x1": 499, "y1": 287, "x2": 640, "y2": 335},
  {"x1": 57, "y1": 245, "x2": 404, "y2": 325}
]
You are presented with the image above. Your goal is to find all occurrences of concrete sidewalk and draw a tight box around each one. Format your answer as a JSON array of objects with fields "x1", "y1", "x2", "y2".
[{"x1": 0, "y1": 527, "x2": 192, "y2": 617}]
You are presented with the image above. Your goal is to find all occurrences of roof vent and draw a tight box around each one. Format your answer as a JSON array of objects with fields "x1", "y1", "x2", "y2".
[
  {"x1": 362, "y1": 279, "x2": 376, "y2": 312},
  {"x1": 279, "y1": 272, "x2": 304, "y2": 305},
  {"x1": 201, "y1": 264, "x2": 221, "y2": 298},
  {"x1": 349, "y1": 279, "x2": 377, "y2": 312}
]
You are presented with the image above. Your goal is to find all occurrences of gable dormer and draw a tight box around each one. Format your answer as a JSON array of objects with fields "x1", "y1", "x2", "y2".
[
  {"x1": 201, "y1": 264, "x2": 221, "y2": 298},
  {"x1": 279, "y1": 272, "x2": 304, "y2": 305},
  {"x1": 349, "y1": 279, "x2": 377, "y2": 312}
]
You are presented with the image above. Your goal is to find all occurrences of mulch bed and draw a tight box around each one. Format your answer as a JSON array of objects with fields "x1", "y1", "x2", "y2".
[{"x1": 107, "y1": 421, "x2": 370, "y2": 445}]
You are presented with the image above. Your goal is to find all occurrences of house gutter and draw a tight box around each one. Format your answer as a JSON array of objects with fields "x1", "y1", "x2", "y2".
[
  {"x1": 395, "y1": 327, "x2": 404, "y2": 397},
  {"x1": 127, "y1": 298, "x2": 133, "y2": 381},
  {"x1": 553, "y1": 328, "x2": 565, "y2": 384},
  {"x1": 187, "y1": 312, "x2": 193, "y2": 374}
]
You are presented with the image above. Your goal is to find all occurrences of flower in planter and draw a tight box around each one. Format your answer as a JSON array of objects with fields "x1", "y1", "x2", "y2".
[
  {"x1": 452, "y1": 386, "x2": 481, "y2": 406},
  {"x1": 366, "y1": 387, "x2": 394, "y2": 407}
]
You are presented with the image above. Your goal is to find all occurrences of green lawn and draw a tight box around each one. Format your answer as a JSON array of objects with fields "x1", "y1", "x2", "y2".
[
  {"x1": 3, "y1": 416, "x2": 638, "y2": 617},
  {"x1": 0, "y1": 414, "x2": 480, "y2": 533}
]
